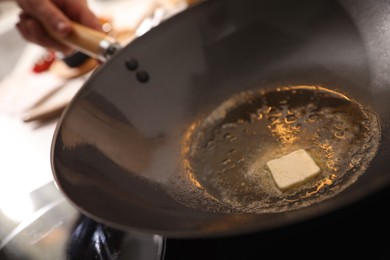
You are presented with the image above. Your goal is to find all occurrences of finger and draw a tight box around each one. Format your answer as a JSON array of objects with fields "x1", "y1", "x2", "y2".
[
  {"x1": 17, "y1": 0, "x2": 72, "y2": 36},
  {"x1": 17, "y1": 15, "x2": 73, "y2": 54},
  {"x1": 16, "y1": 20, "x2": 29, "y2": 41},
  {"x1": 16, "y1": 14, "x2": 36, "y2": 43},
  {"x1": 60, "y1": 0, "x2": 102, "y2": 31},
  {"x1": 78, "y1": 10, "x2": 102, "y2": 32},
  {"x1": 19, "y1": 11, "x2": 32, "y2": 20}
]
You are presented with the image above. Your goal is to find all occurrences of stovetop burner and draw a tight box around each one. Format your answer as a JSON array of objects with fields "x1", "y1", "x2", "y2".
[{"x1": 67, "y1": 215, "x2": 164, "y2": 260}]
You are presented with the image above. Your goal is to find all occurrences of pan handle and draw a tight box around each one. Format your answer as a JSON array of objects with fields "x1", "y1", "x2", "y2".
[{"x1": 49, "y1": 22, "x2": 121, "y2": 62}]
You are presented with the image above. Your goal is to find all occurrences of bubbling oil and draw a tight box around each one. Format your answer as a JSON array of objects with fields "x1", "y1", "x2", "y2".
[{"x1": 173, "y1": 85, "x2": 381, "y2": 214}]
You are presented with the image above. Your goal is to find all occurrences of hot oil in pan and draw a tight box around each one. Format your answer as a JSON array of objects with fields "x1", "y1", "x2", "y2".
[{"x1": 174, "y1": 86, "x2": 381, "y2": 214}]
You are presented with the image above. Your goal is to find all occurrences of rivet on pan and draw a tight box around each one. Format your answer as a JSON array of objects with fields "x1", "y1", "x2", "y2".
[
  {"x1": 136, "y1": 70, "x2": 150, "y2": 83},
  {"x1": 125, "y1": 58, "x2": 139, "y2": 71}
]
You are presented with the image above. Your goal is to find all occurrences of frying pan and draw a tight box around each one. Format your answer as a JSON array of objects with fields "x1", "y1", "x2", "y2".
[{"x1": 51, "y1": 0, "x2": 390, "y2": 238}]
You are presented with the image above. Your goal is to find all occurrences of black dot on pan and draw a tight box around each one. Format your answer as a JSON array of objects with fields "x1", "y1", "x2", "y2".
[
  {"x1": 136, "y1": 70, "x2": 150, "y2": 83},
  {"x1": 125, "y1": 58, "x2": 138, "y2": 71}
]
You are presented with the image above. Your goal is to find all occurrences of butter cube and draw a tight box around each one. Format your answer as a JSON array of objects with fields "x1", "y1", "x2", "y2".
[{"x1": 266, "y1": 149, "x2": 321, "y2": 191}]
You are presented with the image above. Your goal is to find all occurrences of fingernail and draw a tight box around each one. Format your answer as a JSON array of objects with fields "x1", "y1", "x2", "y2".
[{"x1": 56, "y1": 21, "x2": 68, "y2": 33}]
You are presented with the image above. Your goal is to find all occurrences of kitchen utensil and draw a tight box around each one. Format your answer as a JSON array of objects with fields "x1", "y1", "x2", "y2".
[{"x1": 51, "y1": 0, "x2": 390, "y2": 237}]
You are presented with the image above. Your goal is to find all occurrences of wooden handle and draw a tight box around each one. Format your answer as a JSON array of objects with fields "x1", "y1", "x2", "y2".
[{"x1": 49, "y1": 22, "x2": 118, "y2": 61}]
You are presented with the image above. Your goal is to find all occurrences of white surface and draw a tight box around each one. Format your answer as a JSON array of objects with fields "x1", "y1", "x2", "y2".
[
  {"x1": 0, "y1": 45, "x2": 60, "y2": 201},
  {"x1": 266, "y1": 149, "x2": 321, "y2": 191},
  {"x1": 0, "y1": 2, "x2": 19, "y2": 35},
  {"x1": 0, "y1": 115, "x2": 56, "y2": 195}
]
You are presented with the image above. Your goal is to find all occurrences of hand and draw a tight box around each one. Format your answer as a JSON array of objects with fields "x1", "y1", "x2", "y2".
[{"x1": 15, "y1": 0, "x2": 101, "y2": 54}]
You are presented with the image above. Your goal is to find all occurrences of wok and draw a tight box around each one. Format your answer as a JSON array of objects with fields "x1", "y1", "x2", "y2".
[{"x1": 51, "y1": 0, "x2": 390, "y2": 238}]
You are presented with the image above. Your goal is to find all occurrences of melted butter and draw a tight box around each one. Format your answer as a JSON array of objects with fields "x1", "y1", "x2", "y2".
[
  {"x1": 169, "y1": 85, "x2": 381, "y2": 214},
  {"x1": 181, "y1": 122, "x2": 203, "y2": 189},
  {"x1": 268, "y1": 120, "x2": 300, "y2": 144},
  {"x1": 304, "y1": 174, "x2": 337, "y2": 198}
]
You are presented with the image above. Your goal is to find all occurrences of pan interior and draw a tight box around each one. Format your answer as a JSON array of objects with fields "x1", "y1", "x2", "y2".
[{"x1": 171, "y1": 85, "x2": 381, "y2": 214}]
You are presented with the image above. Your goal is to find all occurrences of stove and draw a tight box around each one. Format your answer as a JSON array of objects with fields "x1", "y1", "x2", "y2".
[
  {"x1": 1, "y1": 182, "x2": 389, "y2": 259},
  {"x1": 0, "y1": 182, "x2": 163, "y2": 260}
]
